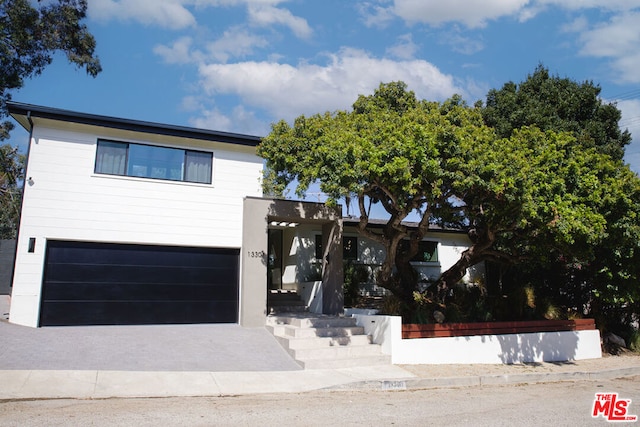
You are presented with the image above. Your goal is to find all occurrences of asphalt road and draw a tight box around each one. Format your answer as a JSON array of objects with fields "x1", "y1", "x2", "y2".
[{"x1": 1, "y1": 376, "x2": 639, "y2": 426}]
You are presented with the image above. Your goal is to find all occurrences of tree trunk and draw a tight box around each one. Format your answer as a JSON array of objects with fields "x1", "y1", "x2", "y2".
[{"x1": 435, "y1": 226, "x2": 496, "y2": 303}]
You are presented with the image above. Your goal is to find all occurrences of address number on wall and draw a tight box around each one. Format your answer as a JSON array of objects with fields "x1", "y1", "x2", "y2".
[{"x1": 248, "y1": 250, "x2": 266, "y2": 258}]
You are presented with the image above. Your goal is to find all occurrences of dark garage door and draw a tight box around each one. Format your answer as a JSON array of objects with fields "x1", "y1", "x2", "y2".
[{"x1": 40, "y1": 240, "x2": 239, "y2": 326}]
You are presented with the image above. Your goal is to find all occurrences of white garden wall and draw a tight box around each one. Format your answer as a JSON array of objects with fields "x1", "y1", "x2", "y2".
[{"x1": 352, "y1": 314, "x2": 602, "y2": 364}]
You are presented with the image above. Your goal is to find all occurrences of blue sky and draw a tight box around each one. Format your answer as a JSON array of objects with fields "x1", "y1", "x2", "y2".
[{"x1": 8, "y1": 0, "x2": 640, "y2": 180}]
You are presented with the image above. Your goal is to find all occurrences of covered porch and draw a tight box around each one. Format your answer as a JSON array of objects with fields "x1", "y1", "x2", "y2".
[{"x1": 240, "y1": 197, "x2": 343, "y2": 327}]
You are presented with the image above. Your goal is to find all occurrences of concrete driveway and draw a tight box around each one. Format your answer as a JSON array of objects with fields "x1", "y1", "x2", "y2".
[{"x1": 0, "y1": 295, "x2": 301, "y2": 372}]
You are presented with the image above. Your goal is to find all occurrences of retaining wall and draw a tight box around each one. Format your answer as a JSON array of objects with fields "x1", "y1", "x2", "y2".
[{"x1": 352, "y1": 314, "x2": 602, "y2": 364}]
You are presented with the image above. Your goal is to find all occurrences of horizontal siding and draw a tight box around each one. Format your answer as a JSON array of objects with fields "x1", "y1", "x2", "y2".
[{"x1": 20, "y1": 128, "x2": 262, "y2": 247}]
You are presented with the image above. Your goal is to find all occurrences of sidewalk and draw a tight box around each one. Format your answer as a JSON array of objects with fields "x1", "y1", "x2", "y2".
[
  {"x1": 2, "y1": 355, "x2": 639, "y2": 400},
  {"x1": 2, "y1": 295, "x2": 639, "y2": 399}
]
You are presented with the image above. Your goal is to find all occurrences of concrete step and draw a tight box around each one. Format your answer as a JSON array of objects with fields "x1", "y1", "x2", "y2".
[
  {"x1": 291, "y1": 343, "x2": 383, "y2": 360},
  {"x1": 270, "y1": 332, "x2": 372, "y2": 350},
  {"x1": 280, "y1": 324, "x2": 366, "y2": 339},
  {"x1": 266, "y1": 314, "x2": 391, "y2": 370},
  {"x1": 267, "y1": 315, "x2": 357, "y2": 329}
]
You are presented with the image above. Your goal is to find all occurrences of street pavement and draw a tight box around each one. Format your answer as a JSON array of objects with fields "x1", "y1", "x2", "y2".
[{"x1": 2, "y1": 294, "x2": 640, "y2": 400}]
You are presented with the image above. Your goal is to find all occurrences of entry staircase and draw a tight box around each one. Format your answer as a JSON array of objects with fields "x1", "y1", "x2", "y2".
[{"x1": 266, "y1": 290, "x2": 390, "y2": 369}]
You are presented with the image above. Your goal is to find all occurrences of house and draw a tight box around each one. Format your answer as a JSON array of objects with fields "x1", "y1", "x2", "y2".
[
  {"x1": 7, "y1": 102, "x2": 479, "y2": 328},
  {"x1": 263, "y1": 218, "x2": 484, "y2": 309}
]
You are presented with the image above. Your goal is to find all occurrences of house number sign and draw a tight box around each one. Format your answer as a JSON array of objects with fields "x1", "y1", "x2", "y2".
[{"x1": 248, "y1": 250, "x2": 266, "y2": 258}]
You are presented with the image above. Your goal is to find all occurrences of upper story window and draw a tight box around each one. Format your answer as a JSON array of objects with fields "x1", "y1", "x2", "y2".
[{"x1": 95, "y1": 139, "x2": 213, "y2": 184}]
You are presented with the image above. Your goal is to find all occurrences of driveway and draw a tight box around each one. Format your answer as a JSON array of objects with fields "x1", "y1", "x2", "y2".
[{"x1": 0, "y1": 295, "x2": 301, "y2": 372}]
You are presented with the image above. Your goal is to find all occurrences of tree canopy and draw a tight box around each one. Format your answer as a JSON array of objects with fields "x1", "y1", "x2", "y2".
[
  {"x1": 260, "y1": 83, "x2": 494, "y2": 304},
  {"x1": 259, "y1": 79, "x2": 639, "y2": 325},
  {"x1": 482, "y1": 64, "x2": 631, "y2": 161},
  {"x1": 481, "y1": 66, "x2": 640, "y2": 334},
  {"x1": 0, "y1": 0, "x2": 101, "y2": 139}
]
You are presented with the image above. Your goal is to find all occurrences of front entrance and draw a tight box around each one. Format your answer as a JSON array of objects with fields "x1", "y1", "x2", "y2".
[
  {"x1": 267, "y1": 229, "x2": 283, "y2": 290},
  {"x1": 240, "y1": 197, "x2": 344, "y2": 327}
]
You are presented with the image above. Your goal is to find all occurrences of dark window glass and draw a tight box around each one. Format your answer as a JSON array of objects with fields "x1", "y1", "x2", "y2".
[
  {"x1": 343, "y1": 236, "x2": 358, "y2": 260},
  {"x1": 315, "y1": 235, "x2": 323, "y2": 260},
  {"x1": 95, "y1": 140, "x2": 212, "y2": 184},
  {"x1": 410, "y1": 241, "x2": 438, "y2": 262}
]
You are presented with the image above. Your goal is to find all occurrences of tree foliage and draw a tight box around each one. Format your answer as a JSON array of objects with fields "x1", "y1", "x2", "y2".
[
  {"x1": 438, "y1": 126, "x2": 616, "y2": 297},
  {"x1": 260, "y1": 83, "x2": 494, "y2": 306},
  {"x1": 482, "y1": 66, "x2": 640, "y2": 332},
  {"x1": 482, "y1": 64, "x2": 630, "y2": 161},
  {"x1": 0, "y1": 143, "x2": 23, "y2": 238},
  {"x1": 260, "y1": 78, "x2": 639, "y2": 325},
  {"x1": 0, "y1": 0, "x2": 101, "y2": 139}
]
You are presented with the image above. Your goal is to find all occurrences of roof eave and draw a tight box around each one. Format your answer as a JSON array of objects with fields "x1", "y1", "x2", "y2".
[{"x1": 7, "y1": 101, "x2": 262, "y2": 147}]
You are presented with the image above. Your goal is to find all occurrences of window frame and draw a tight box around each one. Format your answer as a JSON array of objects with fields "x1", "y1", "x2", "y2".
[
  {"x1": 94, "y1": 139, "x2": 213, "y2": 185},
  {"x1": 343, "y1": 236, "x2": 358, "y2": 261},
  {"x1": 315, "y1": 234, "x2": 359, "y2": 261},
  {"x1": 408, "y1": 240, "x2": 439, "y2": 263}
]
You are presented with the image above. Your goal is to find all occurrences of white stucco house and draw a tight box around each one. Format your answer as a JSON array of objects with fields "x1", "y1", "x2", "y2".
[{"x1": 7, "y1": 102, "x2": 481, "y2": 328}]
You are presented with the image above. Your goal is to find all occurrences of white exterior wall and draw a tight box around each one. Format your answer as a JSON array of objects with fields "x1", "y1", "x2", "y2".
[
  {"x1": 348, "y1": 228, "x2": 483, "y2": 284},
  {"x1": 280, "y1": 225, "x2": 483, "y2": 299},
  {"x1": 10, "y1": 122, "x2": 263, "y2": 327}
]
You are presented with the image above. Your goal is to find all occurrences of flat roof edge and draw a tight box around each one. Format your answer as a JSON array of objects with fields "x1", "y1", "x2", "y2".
[{"x1": 7, "y1": 101, "x2": 262, "y2": 147}]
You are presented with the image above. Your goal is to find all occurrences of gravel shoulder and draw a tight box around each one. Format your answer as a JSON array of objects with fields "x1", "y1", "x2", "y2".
[{"x1": 400, "y1": 352, "x2": 640, "y2": 378}]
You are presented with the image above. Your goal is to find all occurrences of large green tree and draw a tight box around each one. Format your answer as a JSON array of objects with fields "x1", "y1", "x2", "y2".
[
  {"x1": 260, "y1": 83, "x2": 490, "y2": 305},
  {"x1": 437, "y1": 125, "x2": 626, "y2": 300},
  {"x1": 481, "y1": 66, "x2": 640, "y2": 332},
  {"x1": 259, "y1": 82, "x2": 620, "y2": 314},
  {"x1": 0, "y1": 0, "x2": 101, "y2": 139}
]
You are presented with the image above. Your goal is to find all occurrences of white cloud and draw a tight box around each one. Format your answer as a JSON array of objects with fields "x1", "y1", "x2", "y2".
[
  {"x1": 88, "y1": 0, "x2": 196, "y2": 29},
  {"x1": 619, "y1": 99, "x2": 640, "y2": 173},
  {"x1": 579, "y1": 13, "x2": 640, "y2": 57},
  {"x1": 575, "y1": 12, "x2": 640, "y2": 83},
  {"x1": 190, "y1": 105, "x2": 266, "y2": 135},
  {"x1": 154, "y1": 37, "x2": 201, "y2": 64},
  {"x1": 196, "y1": 48, "x2": 463, "y2": 121},
  {"x1": 534, "y1": 0, "x2": 640, "y2": 11},
  {"x1": 561, "y1": 16, "x2": 589, "y2": 33},
  {"x1": 439, "y1": 30, "x2": 485, "y2": 55},
  {"x1": 89, "y1": 0, "x2": 311, "y2": 38},
  {"x1": 391, "y1": 0, "x2": 529, "y2": 28},
  {"x1": 206, "y1": 27, "x2": 269, "y2": 62},
  {"x1": 154, "y1": 29, "x2": 270, "y2": 64},
  {"x1": 358, "y1": 2, "x2": 396, "y2": 28},
  {"x1": 247, "y1": 4, "x2": 312, "y2": 38},
  {"x1": 386, "y1": 34, "x2": 419, "y2": 59},
  {"x1": 369, "y1": 0, "x2": 640, "y2": 28}
]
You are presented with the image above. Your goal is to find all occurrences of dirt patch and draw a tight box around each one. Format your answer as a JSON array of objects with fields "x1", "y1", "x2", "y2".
[{"x1": 400, "y1": 352, "x2": 640, "y2": 378}]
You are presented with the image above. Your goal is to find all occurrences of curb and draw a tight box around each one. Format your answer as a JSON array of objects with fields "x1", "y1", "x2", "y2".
[{"x1": 327, "y1": 366, "x2": 640, "y2": 392}]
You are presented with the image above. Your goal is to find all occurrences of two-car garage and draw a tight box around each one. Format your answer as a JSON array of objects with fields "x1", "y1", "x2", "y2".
[{"x1": 39, "y1": 240, "x2": 239, "y2": 327}]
